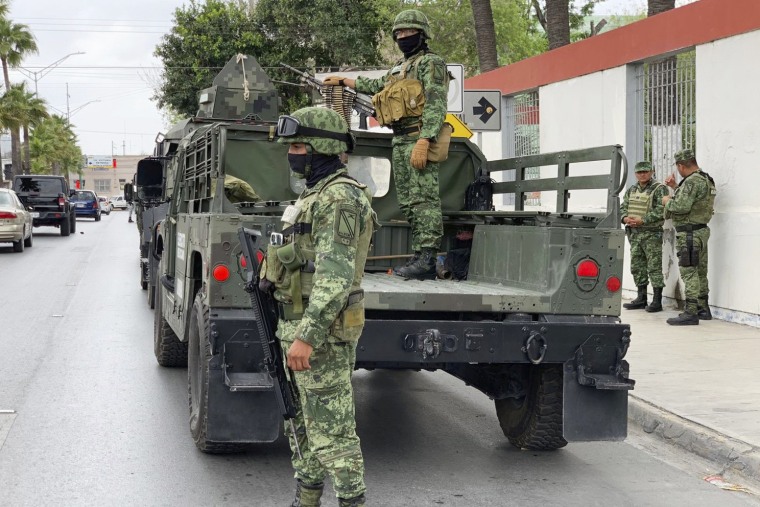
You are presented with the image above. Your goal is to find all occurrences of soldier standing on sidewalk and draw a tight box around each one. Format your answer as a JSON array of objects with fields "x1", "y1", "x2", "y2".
[
  {"x1": 620, "y1": 161, "x2": 669, "y2": 312},
  {"x1": 272, "y1": 107, "x2": 375, "y2": 507},
  {"x1": 323, "y1": 9, "x2": 450, "y2": 279},
  {"x1": 662, "y1": 149, "x2": 716, "y2": 325}
]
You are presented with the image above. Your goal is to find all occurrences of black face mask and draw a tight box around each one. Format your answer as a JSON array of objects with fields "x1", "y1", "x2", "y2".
[
  {"x1": 288, "y1": 153, "x2": 311, "y2": 179},
  {"x1": 397, "y1": 33, "x2": 423, "y2": 57}
]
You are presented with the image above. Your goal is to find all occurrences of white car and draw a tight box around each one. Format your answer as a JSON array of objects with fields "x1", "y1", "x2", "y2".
[
  {"x1": 98, "y1": 196, "x2": 112, "y2": 215},
  {"x1": 0, "y1": 188, "x2": 33, "y2": 252},
  {"x1": 109, "y1": 195, "x2": 128, "y2": 210}
]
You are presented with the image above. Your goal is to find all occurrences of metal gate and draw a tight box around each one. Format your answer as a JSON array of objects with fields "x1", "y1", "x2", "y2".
[
  {"x1": 635, "y1": 51, "x2": 696, "y2": 180},
  {"x1": 501, "y1": 91, "x2": 540, "y2": 208}
]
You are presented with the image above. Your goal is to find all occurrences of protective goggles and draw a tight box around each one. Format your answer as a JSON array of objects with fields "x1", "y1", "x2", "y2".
[{"x1": 276, "y1": 115, "x2": 354, "y2": 152}]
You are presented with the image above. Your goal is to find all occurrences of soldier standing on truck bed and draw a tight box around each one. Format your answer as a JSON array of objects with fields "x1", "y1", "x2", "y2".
[
  {"x1": 662, "y1": 149, "x2": 716, "y2": 325},
  {"x1": 323, "y1": 9, "x2": 451, "y2": 280},
  {"x1": 269, "y1": 107, "x2": 375, "y2": 507},
  {"x1": 620, "y1": 161, "x2": 668, "y2": 312}
]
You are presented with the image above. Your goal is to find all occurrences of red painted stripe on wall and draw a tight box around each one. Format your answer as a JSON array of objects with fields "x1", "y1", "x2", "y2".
[{"x1": 465, "y1": 0, "x2": 760, "y2": 95}]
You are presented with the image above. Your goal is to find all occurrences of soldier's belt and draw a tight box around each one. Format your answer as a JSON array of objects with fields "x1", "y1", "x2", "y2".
[
  {"x1": 276, "y1": 290, "x2": 364, "y2": 322},
  {"x1": 675, "y1": 224, "x2": 707, "y2": 233},
  {"x1": 391, "y1": 122, "x2": 422, "y2": 136}
]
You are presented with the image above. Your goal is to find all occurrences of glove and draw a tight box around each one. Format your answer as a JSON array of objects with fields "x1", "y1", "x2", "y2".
[
  {"x1": 323, "y1": 76, "x2": 345, "y2": 86},
  {"x1": 410, "y1": 138, "x2": 430, "y2": 169}
]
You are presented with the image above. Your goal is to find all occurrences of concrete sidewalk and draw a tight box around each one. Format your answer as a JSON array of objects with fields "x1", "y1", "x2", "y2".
[{"x1": 622, "y1": 303, "x2": 760, "y2": 485}]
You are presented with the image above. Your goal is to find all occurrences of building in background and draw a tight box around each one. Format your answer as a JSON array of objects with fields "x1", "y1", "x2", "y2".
[{"x1": 73, "y1": 155, "x2": 144, "y2": 198}]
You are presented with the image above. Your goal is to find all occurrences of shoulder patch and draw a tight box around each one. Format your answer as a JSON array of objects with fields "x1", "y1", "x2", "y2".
[{"x1": 334, "y1": 203, "x2": 359, "y2": 246}]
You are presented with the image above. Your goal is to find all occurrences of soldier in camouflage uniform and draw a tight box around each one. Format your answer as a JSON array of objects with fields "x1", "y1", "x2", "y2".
[
  {"x1": 662, "y1": 149, "x2": 716, "y2": 325},
  {"x1": 273, "y1": 107, "x2": 375, "y2": 507},
  {"x1": 620, "y1": 161, "x2": 669, "y2": 312},
  {"x1": 324, "y1": 9, "x2": 449, "y2": 279}
]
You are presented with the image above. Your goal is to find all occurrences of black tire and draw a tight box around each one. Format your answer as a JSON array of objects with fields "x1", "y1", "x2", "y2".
[
  {"x1": 70, "y1": 215, "x2": 76, "y2": 233},
  {"x1": 153, "y1": 283, "x2": 188, "y2": 367},
  {"x1": 95, "y1": 212, "x2": 101, "y2": 222},
  {"x1": 148, "y1": 284, "x2": 156, "y2": 309},
  {"x1": 23, "y1": 227, "x2": 33, "y2": 248},
  {"x1": 141, "y1": 279, "x2": 148, "y2": 290},
  {"x1": 13, "y1": 235, "x2": 24, "y2": 252},
  {"x1": 188, "y1": 289, "x2": 245, "y2": 454},
  {"x1": 495, "y1": 365, "x2": 567, "y2": 451},
  {"x1": 60, "y1": 215, "x2": 71, "y2": 236}
]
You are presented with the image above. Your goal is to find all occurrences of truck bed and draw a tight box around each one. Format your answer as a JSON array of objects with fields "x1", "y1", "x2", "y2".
[{"x1": 362, "y1": 272, "x2": 545, "y2": 313}]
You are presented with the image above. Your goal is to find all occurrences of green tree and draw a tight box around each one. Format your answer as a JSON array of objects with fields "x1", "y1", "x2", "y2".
[
  {"x1": 17, "y1": 83, "x2": 48, "y2": 174},
  {"x1": 29, "y1": 114, "x2": 81, "y2": 176},
  {"x1": 0, "y1": 13, "x2": 38, "y2": 176},
  {"x1": 531, "y1": 0, "x2": 601, "y2": 47},
  {"x1": 153, "y1": 0, "x2": 263, "y2": 117}
]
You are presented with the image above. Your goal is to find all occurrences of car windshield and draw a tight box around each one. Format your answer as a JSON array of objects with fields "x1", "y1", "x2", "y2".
[
  {"x1": 74, "y1": 191, "x2": 95, "y2": 200},
  {"x1": 0, "y1": 193, "x2": 12, "y2": 206},
  {"x1": 13, "y1": 177, "x2": 63, "y2": 194}
]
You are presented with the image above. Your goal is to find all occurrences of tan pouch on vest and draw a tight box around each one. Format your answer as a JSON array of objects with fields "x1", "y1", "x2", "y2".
[
  {"x1": 427, "y1": 122, "x2": 453, "y2": 163},
  {"x1": 372, "y1": 79, "x2": 425, "y2": 126},
  {"x1": 329, "y1": 294, "x2": 365, "y2": 343},
  {"x1": 265, "y1": 246, "x2": 285, "y2": 285}
]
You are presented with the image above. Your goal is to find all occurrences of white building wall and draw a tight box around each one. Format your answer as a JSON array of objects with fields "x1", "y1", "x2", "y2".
[{"x1": 695, "y1": 30, "x2": 760, "y2": 324}]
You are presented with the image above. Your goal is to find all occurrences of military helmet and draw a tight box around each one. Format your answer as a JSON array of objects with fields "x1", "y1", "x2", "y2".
[
  {"x1": 634, "y1": 161, "x2": 653, "y2": 172},
  {"x1": 392, "y1": 9, "x2": 432, "y2": 40},
  {"x1": 277, "y1": 106, "x2": 352, "y2": 155}
]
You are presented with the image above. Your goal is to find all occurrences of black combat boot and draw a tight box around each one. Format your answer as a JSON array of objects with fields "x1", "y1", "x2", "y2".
[
  {"x1": 623, "y1": 285, "x2": 648, "y2": 310},
  {"x1": 698, "y1": 297, "x2": 713, "y2": 320},
  {"x1": 393, "y1": 248, "x2": 436, "y2": 280},
  {"x1": 291, "y1": 480, "x2": 324, "y2": 507},
  {"x1": 645, "y1": 287, "x2": 663, "y2": 313},
  {"x1": 666, "y1": 298, "x2": 699, "y2": 325},
  {"x1": 337, "y1": 494, "x2": 366, "y2": 507}
]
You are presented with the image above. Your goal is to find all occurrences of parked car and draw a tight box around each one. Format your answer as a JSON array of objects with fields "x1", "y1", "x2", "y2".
[
  {"x1": 98, "y1": 196, "x2": 112, "y2": 215},
  {"x1": 109, "y1": 195, "x2": 128, "y2": 209},
  {"x1": 11, "y1": 174, "x2": 76, "y2": 236},
  {"x1": 0, "y1": 188, "x2": 33, "y2": 252},
  {"x1": 70, "y1": 190, "x2": 101, "y2": 221}
]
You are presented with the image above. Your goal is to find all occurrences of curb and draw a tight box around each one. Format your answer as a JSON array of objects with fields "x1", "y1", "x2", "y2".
[{"x1": 629, "y1": 396, "x2": 760, "y2": 485}]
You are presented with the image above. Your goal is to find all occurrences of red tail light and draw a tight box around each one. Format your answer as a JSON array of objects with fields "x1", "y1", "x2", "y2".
[
  {"x1": 606, "y1": 276, "x2": 622, "y2": 292},
  {"x1": 576, "y1": 259, "x2": 599, "y2": 278},
  {"x1": 240, "y1": 255, "x2": 247, "y2": 269},
  {"x1": 0, "y1": 211, "x2": 17, "y2": 219},
  {"x1": 58, "y1": 196, "x2": 66, "y2": 207},
  {"x1": 212, "y1": 264, "x2": 230, "y2": 282},
  {"x1": 256, "y1": 250, "x2": 265, "y2": 264}
]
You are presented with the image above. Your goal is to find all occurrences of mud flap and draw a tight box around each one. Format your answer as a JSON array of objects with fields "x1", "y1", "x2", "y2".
[{"x1": 563, "y1": 359, "x2": 629, "y2": 442}]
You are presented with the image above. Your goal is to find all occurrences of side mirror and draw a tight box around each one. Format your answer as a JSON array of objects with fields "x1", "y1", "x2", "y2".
[
  {"x1": 124, "y1": 183, "x2": 134, "y2": 203},
  {"x1": 69, "y1": 189, "x2": 76, "y2": 197}
]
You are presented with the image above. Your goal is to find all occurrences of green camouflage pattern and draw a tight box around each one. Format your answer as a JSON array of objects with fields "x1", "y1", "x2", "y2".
[
  {"x1": 355, "y1": 50, "x2": 448, "y2": 251},
  {"x1": 620, "y1": 180, "x2": 668, "y2": 229},
  {"x1": 196, "y1": 54, "x2": 278, "y2": 121},
  {"x1": 634, "y1": 161, "x2": 653, "y2": 172},
  {"x1": 223, "y1": 174, "x2": 260, "y2": 203},
  {"x1": 392, "y1": 142, "x2": 443, "y2": 250},
  {"x1": 664, "y1": 171, "x2": 716, "y2": 225},
  {"x1": 392, "y1": 9, "x2": 432, "y2": 39},
  {"x1": 674, "y1": 148, "x2": 695, "y2": 164},
  {"x1": 274, "y1": 168, "x2": 372, "y2": 499},
  {"x1": 278, "y1": 107, "x2": 351, "y2": 155},
  {"x1": 676, "y1": 227, "x2": 710, "y2": 313},
  {"x1": 627, "y1": 231, "x2": 664, "y2": 287}
]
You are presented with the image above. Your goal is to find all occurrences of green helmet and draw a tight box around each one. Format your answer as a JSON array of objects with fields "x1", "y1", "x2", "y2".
[
  {"x1": 392, "y1": 9, "x2": 432, "y2": 40},
  {"x1": 277, "y1": 106, "x2": 351, "y2": 155}
]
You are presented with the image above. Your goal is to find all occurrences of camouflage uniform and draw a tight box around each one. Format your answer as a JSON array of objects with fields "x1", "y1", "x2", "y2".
[
  {"x1": 275, "y1": 107, "x2": 374, "y2": 506},
  {"x1": 354, "y1": 10, "x2": 448, "y2": 277},
  {"x1": 664, "y1": 149, "x2": 716, "y2": 323},
  {"x1": 620, "y1": 164, "x2": 668, "y2": 289},
  {"x1": 223, "y1": 174, "x2": 260, "y2": 204}
]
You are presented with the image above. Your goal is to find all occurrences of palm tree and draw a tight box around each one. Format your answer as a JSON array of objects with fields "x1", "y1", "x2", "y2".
[
  {"x1": 545, "y1": 0, "x2": 570, "y2": 50},
  {"x1": 648, "y1": 0, "x2": 675, "y2": 16},
  {"x1": 470, "y1": 0, "x2": 498, "y2": 73},
  {"x1": 14, "y1": 83, "x2": 48, "y2": 174},
  {"x1": 0, "y1": 85, "x2": 21, "y2": 175},
  {"x1": 0, "y1": 17, "x2": 38, "y2": 177}
]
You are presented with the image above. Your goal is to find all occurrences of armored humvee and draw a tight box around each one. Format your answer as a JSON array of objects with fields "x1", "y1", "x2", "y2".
[{"x1": 150, "y1": 54, "x2": 634, "y2": 453}]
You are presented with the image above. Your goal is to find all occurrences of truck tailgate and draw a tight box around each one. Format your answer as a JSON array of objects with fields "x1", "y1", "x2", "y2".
[{"x1": 362, "y1": 272, "x2": 545, "y2": 313}]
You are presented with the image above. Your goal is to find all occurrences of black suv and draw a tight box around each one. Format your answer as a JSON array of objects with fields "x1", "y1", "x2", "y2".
[{"x1": 12, "y1": 175, "x2": 77, "y2": 236}]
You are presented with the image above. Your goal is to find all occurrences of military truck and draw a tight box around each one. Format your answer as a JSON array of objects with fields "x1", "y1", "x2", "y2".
[{"x1": 151, "y1": 54, "x2": 634, "y2": 453}]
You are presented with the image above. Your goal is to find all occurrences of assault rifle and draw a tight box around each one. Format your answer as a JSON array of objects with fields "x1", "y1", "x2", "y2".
[
  {"x1": 237, "y1": 227, "x2": 302, "y2": 458},
  {"x1": 280, "y1": 62, "x2": 376, "y2": 118}
]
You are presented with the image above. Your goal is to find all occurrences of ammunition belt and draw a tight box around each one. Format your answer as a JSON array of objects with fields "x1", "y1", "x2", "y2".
[{"x1": 675, "y1": 224, "x2": 707, "y2": 233}]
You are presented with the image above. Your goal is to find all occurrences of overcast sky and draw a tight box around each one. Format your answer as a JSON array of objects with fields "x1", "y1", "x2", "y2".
[{"x1": 9, "y1": 0, "x2": 697, "y2": 157}]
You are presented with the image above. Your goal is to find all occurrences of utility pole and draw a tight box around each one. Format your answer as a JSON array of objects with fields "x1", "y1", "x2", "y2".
[
  {"x1": 122, "y1": 140, "x2": 126, "y2": 156},
  {"x1": 66, "y1": 83, "x2": 70, "y2": 125},
  {"x1": 17, "y1": 52, "x2": 85, "y2": 96}
]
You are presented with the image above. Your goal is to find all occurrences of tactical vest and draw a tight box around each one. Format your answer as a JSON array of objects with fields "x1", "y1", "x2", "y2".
[
  {"x1": 265, "y1": 173, "x2": 373, "y2": 340},
  {"x1": 670, "y1": 171, "x2": 716, "y2": 226},
  {"x1": 372, "y1": 51, "x2": 449, "y2": 127},
  {"x1": 627, "y1": 181, "x2": 664, "y2": 229}
]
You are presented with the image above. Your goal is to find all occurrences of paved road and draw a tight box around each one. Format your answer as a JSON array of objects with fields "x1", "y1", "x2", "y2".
[{"x1": 0, "y1": 215, "x2": 757, "y2": 506}]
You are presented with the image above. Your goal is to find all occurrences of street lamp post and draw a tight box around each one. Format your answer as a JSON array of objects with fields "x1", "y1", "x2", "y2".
[{"x1": 16, "y1": 51, "x2": 85, "y2": 96}]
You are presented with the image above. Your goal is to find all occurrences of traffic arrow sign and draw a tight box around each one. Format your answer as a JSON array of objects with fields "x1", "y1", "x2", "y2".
[
  {"x1": 473, "y1": 97, "x2": 496, "y2": 123},
  {"x1": 462, "y1": 90, "x2": 502, "y2": 131}
]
